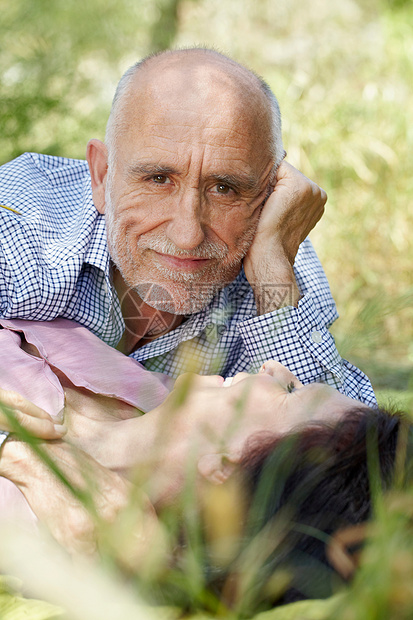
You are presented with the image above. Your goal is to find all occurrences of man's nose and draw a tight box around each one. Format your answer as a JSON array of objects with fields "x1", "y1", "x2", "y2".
[{"x1": 165, "y1": 189, "x2": 206, "y2": 250}]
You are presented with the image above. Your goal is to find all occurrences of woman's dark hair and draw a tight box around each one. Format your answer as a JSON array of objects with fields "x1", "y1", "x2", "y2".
[{"x1": 207, "y1": 405, "x2": 412, "y2": 609}]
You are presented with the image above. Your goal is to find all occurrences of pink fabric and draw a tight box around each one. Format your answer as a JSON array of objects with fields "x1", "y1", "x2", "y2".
[
  {"x1": 0, "y1": 318, "x2": 173, "y2": 415},
  {"x1": 0, "y1": 327, "x2": 64, "y2": 417},
  {"x1": 0, "y1": 318, "x2": 174, "y2": 522}
]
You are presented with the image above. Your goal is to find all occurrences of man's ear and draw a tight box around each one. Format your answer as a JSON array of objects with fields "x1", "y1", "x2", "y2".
[
  {"x1": 86, "y1": 139, "x2": 108, "y2": 214},
  {"x1": 198, "y1": 453, "x2": 240, "y2": 485}
]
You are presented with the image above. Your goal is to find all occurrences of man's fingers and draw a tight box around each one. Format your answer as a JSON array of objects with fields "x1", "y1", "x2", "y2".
[
  {"x1": 275, "y1": 160, "x2": 297, "y2": 181},
  {"x1": 275, "y1": 161, "x2": 327, "y2": 206},
  {"x1": 0, "y1": 388, "x2": 52, "y2": 419},
  {"x1": 0, "y1": 409, "x2": 66, "y2": 439},
  {"x1": 319, "y1": 185, "x2": 328, "y2": 206},
  {"x1": 0, "y1": 388, "x2": 66, "y2": 438},
  {"x1": 14, "y1": 413, "x2": 67, "y2": 439}
]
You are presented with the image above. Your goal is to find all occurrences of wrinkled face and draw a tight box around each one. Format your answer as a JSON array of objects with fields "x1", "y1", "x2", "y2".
[{"x1": 104, "y1": 59, "x2": 274, "y2": 314}]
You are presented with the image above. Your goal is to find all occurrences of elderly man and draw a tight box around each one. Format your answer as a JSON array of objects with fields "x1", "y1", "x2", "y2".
[{"x1": 0, "y1": 48, "x2": 374, "y2": 404}]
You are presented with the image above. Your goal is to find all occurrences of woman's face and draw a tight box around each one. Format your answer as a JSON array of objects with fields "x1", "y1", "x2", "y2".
[
  {"x1": 153, "y1": 361, "x2": 369, "y2": 501},
  {"x1": 222, "y1": 360, "x2": 361, "y2": 433},
  {"x1": 171, "y1": 360, "x2": 364, "y2": 443}
]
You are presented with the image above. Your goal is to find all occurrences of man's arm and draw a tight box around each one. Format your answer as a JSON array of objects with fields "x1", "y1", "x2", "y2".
[
  {"x1": 243, "y1": 161, "x2": 326, "y2": 314},
  {"x1": 239, "y1": 162, "x2": 376, "y2": 405}
]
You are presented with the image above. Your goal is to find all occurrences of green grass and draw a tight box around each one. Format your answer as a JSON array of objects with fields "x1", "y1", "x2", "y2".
[{"x1": 376, "y1": 389, "x2": 413, "y2": 414}]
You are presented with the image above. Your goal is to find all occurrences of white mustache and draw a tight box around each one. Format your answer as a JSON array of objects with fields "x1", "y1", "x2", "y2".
[{"x1": 136, "y1": 233, "x2": 228, "y2": 260}]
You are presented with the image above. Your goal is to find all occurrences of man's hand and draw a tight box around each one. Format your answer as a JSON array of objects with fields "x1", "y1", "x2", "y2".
[
  {"x1": 0, "y1": 439, "x2": 133, "y2": 555},
  {"x1": 243, "y1": 162, "x2": 327, "y2": 314},
  {"x1": 0, "y1": 388, "x2": 66, "y2": 439}
]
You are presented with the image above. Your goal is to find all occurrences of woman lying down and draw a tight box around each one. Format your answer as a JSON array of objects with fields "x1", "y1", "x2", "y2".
[{"x1": 0, "y1": 318, "x2": 409, "y2": 608}]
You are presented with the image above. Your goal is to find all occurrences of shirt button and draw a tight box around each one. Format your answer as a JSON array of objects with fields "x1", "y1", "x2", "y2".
[{"x1": 311, "y1": 330, "x2": 323, "y2": 343}]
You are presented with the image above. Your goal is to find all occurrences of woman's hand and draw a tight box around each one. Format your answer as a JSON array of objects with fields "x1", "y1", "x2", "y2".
[{"x1": 0, "y1": 388, "x2": 66, "y2": 440}]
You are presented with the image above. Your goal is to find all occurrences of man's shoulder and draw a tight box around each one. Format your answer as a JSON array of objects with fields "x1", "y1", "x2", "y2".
[
  {"x1": 0, "y1": 152, "x2": 94, "y2": 227},
  {"x1": 0, "y1": 151, "x2": 104, "y2": 271},
  {"x1": 0, "y1": 152, "x2": 89, "y2": 185}
]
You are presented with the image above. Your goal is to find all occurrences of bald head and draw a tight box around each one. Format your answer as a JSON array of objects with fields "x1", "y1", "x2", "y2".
[{"x1": 105, "y1": 48, "x2": 283, "y2": 167}]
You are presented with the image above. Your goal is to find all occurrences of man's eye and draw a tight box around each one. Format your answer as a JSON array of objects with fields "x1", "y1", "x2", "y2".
[
  {"x1": 152, "y1": 175, "x2": 170, "y2": 184},
  {"x1": 216, "y1": 183, "x2": 231, "y2": 194}
]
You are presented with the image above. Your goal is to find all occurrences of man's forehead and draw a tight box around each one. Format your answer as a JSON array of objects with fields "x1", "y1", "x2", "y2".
[
  {"x1": 109, "y1": 51, "x2": 274, "y2": 174},
  {"x1": 118, "y1": 110, "x2": 271, "y2": 180}
]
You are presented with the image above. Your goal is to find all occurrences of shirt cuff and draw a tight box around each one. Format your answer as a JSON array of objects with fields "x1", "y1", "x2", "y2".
[{"x1": 237, "y1": 293, "x2": 343, "y2": 381}]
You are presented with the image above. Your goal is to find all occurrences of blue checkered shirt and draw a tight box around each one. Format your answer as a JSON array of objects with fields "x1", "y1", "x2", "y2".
[{"x1": 0, "y1": 153, "x2": 376, "y2": 406}]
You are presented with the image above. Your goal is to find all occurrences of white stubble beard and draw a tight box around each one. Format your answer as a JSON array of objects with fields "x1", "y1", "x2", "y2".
[{"x1": 104, "y1": 178, "x2": 257, "y2": 314}]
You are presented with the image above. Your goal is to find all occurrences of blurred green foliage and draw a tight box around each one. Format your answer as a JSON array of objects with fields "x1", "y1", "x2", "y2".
[
  {"x1": 0, "y1": 0, "x2": 412, "y2": 389},
  {"x1": 0, "y1": 0, "x2": 185, "y2": 160}
]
